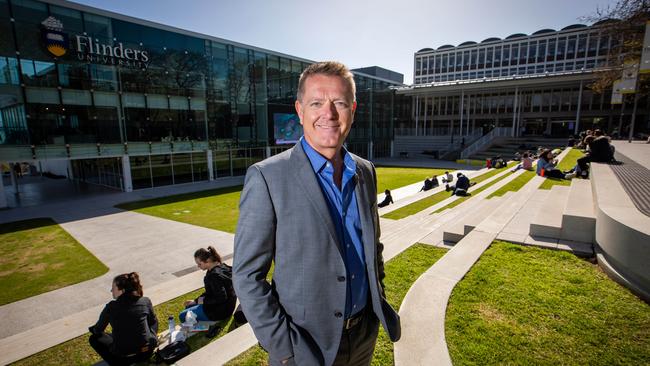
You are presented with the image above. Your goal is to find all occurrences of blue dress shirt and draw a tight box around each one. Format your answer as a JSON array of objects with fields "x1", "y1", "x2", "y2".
[{"x1": 301, "y1": 138, "x2": 368, "y2": 318}]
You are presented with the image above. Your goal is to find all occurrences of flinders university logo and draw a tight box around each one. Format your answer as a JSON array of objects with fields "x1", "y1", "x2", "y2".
[{"x1": 41, "y1": 16, "x2": 68, "y2": 57}]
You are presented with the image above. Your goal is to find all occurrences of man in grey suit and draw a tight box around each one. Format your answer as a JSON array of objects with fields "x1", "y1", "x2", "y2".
[{"x1": 233, "y1": 61, "x2": 400, "y2": 366}]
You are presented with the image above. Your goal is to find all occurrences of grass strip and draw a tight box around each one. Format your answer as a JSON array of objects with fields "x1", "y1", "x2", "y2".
[
  {"x1": 0, "y1": 218, "x2": 108, "y2": 306},
  {"x1": 116, "y1": 185, "x2": 243, "y2": 233},
  {"x1": 433, "y1": 163, "x2": 518, "y2": 213},
  {"x1": 446, "y1": 241, "x2": 650, "y2": 365},
  {"x1": 382, "y1": 162, "x2": 515, "y2": 220},
  {"x1": 226, "y1": 244, "x2": 448, "y2": 366},
  {"x1": 486, "y1": 168, "x2": 536, "y2": 199},
  {"x1": 375, "y1": 167, "x2": 450, "y2": 194},
  {"x1": 538, "y1": 148, "x2": 585, "y2": 190}
]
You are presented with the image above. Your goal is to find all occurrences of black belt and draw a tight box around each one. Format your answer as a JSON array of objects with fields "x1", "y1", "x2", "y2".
[{"x1": 344, "y1": 309, "x2": 365, "y2": 330}]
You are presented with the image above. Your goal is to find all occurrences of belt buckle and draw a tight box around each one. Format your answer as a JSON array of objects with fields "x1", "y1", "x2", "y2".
[{"x1": 344, "y1": 313, "x2": 362, "y2": 330}]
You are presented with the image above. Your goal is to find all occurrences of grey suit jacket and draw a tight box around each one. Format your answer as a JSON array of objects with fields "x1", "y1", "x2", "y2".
[{"x1": 233, "y1": 142, "x2": 400, "y2": 366}]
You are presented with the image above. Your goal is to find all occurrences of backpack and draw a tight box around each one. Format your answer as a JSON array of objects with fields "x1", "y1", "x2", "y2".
[{"x1": 155, "y1": 340, "x2": 190, "y2": 364}]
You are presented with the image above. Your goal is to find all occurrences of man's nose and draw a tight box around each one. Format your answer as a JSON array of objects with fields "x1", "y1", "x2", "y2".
[{"x1": 322, "y1": 101, "x2": 338, "y2": 119}]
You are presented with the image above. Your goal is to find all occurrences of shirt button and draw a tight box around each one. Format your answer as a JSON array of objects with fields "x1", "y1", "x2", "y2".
[
  {"x1": 337, "y1": 276, "x2": 345, "y2": 282},
  {"x1": 353, "y1": 304, "x2": 357, "y2": 308},
  {"x1": 347, "y1": 244, "x2": 350, "y2": 249},
  {"x1": 351, "y1": 274, "x2": 355, "y2": 279},
  {"x1": 334, "y1": 311, "x2": 343, "y2": 318}
]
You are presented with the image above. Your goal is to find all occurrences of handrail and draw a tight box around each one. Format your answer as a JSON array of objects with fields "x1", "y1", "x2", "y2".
[{"x1": 460, "y1": 127, "x2": 510, "y2": 159}]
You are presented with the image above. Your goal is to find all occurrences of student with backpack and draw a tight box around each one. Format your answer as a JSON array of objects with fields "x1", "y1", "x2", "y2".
[{"x1": 180, "y1": 246, "x2": 236, "y2": 323}]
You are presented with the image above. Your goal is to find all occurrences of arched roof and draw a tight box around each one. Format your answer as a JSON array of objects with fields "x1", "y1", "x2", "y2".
[
  {"x1": 561, "y1": 24, "x2": 587, "y2": 30},
  {"x1": 437, "y1": 44, "x2": 455, "y2": 50},
  {"x1": 593, "y1": 19, "x2": 620, "y2": 26},
  {"x1": 458, "y1": 41, "x2": 477, "y2": 46},
  {"x1": 481, "y1": 37, "x2": 501, "y2": 43},
  {"x1": 505, "y1": 33, "x2": 527, "y2": 39},
  {"x1": 417, "y1": 48, "x2": 434, "y2": 53},
  {"x1": 532, "y1": 28, "x2": 556, "y2": 35}
]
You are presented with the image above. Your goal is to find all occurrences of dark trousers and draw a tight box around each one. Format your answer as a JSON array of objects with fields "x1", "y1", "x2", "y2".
[
  {"x1": 544, "y1": 169, "x2": 565, "y2": 179},
  {"x1": 331, "y1": 309, "x2": 380, "y2": 366},
  {"x1": 89, "y1": 332, "x2": 154, "y2": 366}
]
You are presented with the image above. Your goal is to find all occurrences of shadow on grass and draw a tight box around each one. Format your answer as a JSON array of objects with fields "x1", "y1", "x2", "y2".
[
  {"x1": 115, "y1": 185, "x2": 243, "y2": 211},
  {"x1": 0, "y1": 217, "x2": 56, "y2": 235}
]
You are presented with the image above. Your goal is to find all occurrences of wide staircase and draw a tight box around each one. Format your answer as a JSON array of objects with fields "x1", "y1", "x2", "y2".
[{"x1": 469, "y1": 137, "x2": 567, "y2": 161}]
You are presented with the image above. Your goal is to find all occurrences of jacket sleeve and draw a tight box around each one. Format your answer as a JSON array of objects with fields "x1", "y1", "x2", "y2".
[
  {"x1": 90, "y1": 303, "x2": 111, "y2": 334},
  {"x1": 233, "y1": 165, "x2": 294, "y2": 362},
  {"x1": 146, "y1": 297, "x2": 158, "y2": 335}
]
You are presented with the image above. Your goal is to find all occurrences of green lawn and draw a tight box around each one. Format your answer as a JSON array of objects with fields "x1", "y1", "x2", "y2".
[
  {"x1": 13, "y1": 286, "x2": 244, "y2": 366},
  {"x1": 446, "y1": 241, "x2": 650, "y2": 365},
  {"x1": 0, "y1": 218, "x2": 108, "y2": 306},
  {"x1": 539, "y1": 148, "x2": 585, "y2": 190},
  {"x1": 116, "y1": 185, "x2": 243, "y2": 233},
  {"x1": 383, "y1": 162, "x2": 516, "y2": 220},
  {"x1": 117, "y1": 168, "x2": 455, "y2": 232},
  {"x1": 226, "y1": 244, "x2": 448, "y2": 366},
  {"x1": 375, "y1": 167, "x2": 451, "y2": 194}
]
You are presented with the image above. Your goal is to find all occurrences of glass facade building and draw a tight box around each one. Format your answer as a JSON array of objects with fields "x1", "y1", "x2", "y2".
[
  {"x1": 0, "y1": 0, "x2": 408, "y2": 192},
  {"x1": 398, "y1": 22, "x2": 648, "y2": 140}
]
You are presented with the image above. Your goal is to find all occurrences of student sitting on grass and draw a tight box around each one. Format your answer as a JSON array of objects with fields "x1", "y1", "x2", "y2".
[
  {"x1": 441, "y1": 171, "x2": 454, "y2": 183},
  {"x1": 378, "y1": 189, "x2": 394, "y2": 207},
  {"x1": 446, "y1": 172, "x2": 475, "y2": 196},
  {"x1": 537, "y1": 149, "x2": 575, "y2": 179},
  {"x1": 511, "y1": 152, "x2": 533, "y2": 172},
  {"x1": 89, "y1": 272, "x2": 158, "y2": 366},
  {"x1": 180, "y1": 246, "x2": 237, "y2": 324}
]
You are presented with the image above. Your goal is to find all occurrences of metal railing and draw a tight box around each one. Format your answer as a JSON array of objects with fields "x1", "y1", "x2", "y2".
[{"x1": 460, "y1": 127, "x2": 511, "y2": 159}]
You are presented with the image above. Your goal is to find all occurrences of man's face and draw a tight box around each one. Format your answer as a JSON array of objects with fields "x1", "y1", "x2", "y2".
[{"x1": 295, "y1": 74, "x2": 356, "y2": 159}]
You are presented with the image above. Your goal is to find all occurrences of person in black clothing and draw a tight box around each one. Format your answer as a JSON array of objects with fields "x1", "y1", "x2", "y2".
[
  {"x1": 577, "y1": 130, "x2": 616, "y2": 173},
  {"x1": 378, "y1": 189, "x2": 393, "y2": 208},
  {"x1": 180, "y1": 246, "x2": 237, "y2": 323},
  {"x1": 420, "y1": 178, "x2": 433, "y2": 192},
  {"x1": 447, "y1": 173, "x2": 474, "y2": 196},
  {"x1": 89, "y1": 272, "x2": 158, "y2": 366}
]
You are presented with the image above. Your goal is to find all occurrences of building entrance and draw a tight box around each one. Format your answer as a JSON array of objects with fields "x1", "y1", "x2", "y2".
[{"x1": 71, "y1": 157, "x2": 124, "y2": 190}]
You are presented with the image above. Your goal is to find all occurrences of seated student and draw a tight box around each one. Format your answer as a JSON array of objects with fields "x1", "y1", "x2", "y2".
[
  {"x1": 181, "y1": 246, "x2": 237, "y2": 323},
  {"x1": 537, "y1": 149, "x2": 575, "y2": 179},
  {"x1": 378, "y1": 189, "x2": 394, "y2": 208},
  {"x1": 511, "y1": 152, "x2": 533, "y2": 172},
  {"x1": 431, "y1": 175, "x2": 440, "y2": 188},
  {"x1": 446, "y1": 172, "x2": 475, "y2": 196},
  {"x1": 420, "y1": 178, "x2": 434, "y2": 192},
  {"x1": 89, "y1": 272, "x2": 158, "y2": 366},
  {"x1": 441, "y1": 171, "x2": 454, "y2": 183},
  {"x1": 576, "y1": 129, "x2": 616, "y2": 174}
]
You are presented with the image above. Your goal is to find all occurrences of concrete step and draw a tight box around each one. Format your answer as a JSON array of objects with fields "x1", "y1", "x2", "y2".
[
  {"x1": 442, "y1": 197, "x2": 503, "y2": 243},
  {"x1": 529, "y1": 185, "x2": 571, "y2": 239},
  {"x1": 560, "y1": 179, "x2": 596, "y2": 243}
]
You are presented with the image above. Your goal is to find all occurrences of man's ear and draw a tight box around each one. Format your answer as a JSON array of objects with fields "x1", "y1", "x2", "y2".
[{"x1": 295, "y1": 100, "x2": 304, "y2": 125}]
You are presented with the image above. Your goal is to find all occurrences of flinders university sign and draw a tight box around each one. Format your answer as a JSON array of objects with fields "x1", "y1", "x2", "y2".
[{"x1": 41, "y1": 16, "x2": 150, "y2": 69}]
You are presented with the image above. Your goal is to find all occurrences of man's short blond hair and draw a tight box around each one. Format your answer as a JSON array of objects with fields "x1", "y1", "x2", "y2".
[{"x1": 296, "y1": 61, "x2": 356, "y2": 102}]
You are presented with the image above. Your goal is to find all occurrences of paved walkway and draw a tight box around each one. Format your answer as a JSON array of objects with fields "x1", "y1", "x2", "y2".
[
  {"x1": 612, "y1": 140, "x2": 650, "y2": 168},
  {"x1": 0, "y1": 177, "x2": 243, "y2": 338}
]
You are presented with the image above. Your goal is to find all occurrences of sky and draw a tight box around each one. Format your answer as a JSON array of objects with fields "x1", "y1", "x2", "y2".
[{"x1": 72, "y1": 0, "x2": 619, "y2": 84}]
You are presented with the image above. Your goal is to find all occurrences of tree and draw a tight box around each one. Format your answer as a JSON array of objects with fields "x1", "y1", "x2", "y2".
[{"x1": 583, "y1": 0, "x2": 650, "y2": 95}]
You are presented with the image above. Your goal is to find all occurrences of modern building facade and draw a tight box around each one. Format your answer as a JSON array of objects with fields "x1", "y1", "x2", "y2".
[
  {"x1": 0, "y1": 0, "x2": 409, "y2": 201},
  {"x1": 398, "y1": 21, "x2": 648, "y2": 140}
]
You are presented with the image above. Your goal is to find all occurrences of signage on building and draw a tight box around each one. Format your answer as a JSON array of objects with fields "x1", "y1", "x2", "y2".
[{"x1": 41, "y1": 16, "x2": 150, "y2": 69}]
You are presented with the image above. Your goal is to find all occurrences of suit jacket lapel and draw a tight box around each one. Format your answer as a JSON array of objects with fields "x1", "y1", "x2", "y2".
[
  {"x1": 353, "y1": 160, "x2": 377, "y2": 269},
  {"x1": 291, "y1": 143, "x2": 341, "y2": 256}
]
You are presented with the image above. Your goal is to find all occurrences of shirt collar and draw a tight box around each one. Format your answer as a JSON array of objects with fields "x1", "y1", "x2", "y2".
[{"x1": 300, "y1": 136, "x2": 356, "y2": 175}]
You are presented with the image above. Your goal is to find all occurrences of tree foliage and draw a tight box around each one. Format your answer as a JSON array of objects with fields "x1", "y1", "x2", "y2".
[{"x1": 582, "y1": 0, "x2": 650, "y2": 95}]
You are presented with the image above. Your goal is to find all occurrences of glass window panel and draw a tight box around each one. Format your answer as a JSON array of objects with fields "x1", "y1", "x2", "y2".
[
  {"x1": 93, "y1": 91, "x2": 119, "y2": 107},
  {"x1": 62, "y1": 89, "x2": 92, "y2": 105},
  {"x1": 172, "y1": 153, "x2": 192, "y2": 184},
  {"x1": 25, "y1": 87, "x2": 59, "y2": 103},
  {"x1": 169, "y1": 96, "x2": 188, "y2": 109},
  {"x1": 150, "y1": 154, "x2": 173, "y2": 187},
  {"x1": 123, "y1": 93, "x2": 146, "y2": 108},
  {"x1": 130, "y1": 155, "x2": 152, "y2": 189},
  {"x1": 191, "y1": 152, "x2": 208, "y2": 181}
]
